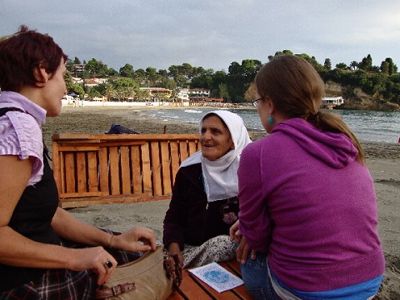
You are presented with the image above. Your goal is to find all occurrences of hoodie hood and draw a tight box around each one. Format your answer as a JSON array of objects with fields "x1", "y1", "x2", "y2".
[{"x1": 272, "y1": 118, "x2": 358, "y2": 168}]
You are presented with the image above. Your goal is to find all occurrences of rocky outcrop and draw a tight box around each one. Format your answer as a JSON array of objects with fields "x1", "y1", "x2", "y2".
[{"x1": 324, "y1": 81, "x2": 400, "y2": 111}]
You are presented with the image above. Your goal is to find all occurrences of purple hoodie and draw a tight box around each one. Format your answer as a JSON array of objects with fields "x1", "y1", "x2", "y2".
[{"x1": 238, "y1": 118, "x2": 384, "y2": 292}]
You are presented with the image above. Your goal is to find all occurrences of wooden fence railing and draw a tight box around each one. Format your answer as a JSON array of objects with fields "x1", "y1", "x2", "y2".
[{"x1": 52, "y1": 133, "x2": 200, "y2": 208}]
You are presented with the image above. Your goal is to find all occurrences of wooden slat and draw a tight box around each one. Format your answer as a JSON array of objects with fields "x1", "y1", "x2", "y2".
[
  {"x1": 130, "y1": 145, "x2": 142, "y2": 194},
  {"x1": 87, "y1": 151, "x2": 99, "y2": 192},
  {"x1": 151, "y1": 141, "x2": 162, "y2": 196},
  {"x1": 174, "y1": 271, "x2": 215, "y2": 299},
  {"x1": 166, "y1": 291, "x2": 185, "y2": 300},
  {"x1": 167, "y1": 261, "x2": 253, "y2": 300},
  {"x1": 220, "y1": 262, "x2": 253, "y2": 299},
  {"x1": 60, "y1": 194, "x2": 171, "y2": 208},
  {"x1": 188, "y1": 141, "x2": 198, "y2": 156},
  {"x1": 109, "y1": 147, "x2": 120, "y2": 195},
  {"x1": 141, "y1": 143, "x2": 152, "y2": 194},
  {"x1": 59, "y1": 152, "x2": 65, "y2": 194},
  {"x1": 59, "y1": 191, "x2": 103, "y2": 198},
  {"x1": 179, "y1": 141, "x2": 189, "y2": 163},
  {"x1": 57, "y1": 145, "x2": 100, "y2": 152},
  {"x1": 160, "y1": 141, "x2": 172, "y2": 195},
  {"x1": 170, "y1": 142, "x2": 180, "y2": 185},
  {"x1": 187, "y1": 272, "x2": 242, "y2": 299},
  {"x1": 53, "y1": 132, "x2": 199, "y2": 142},
  {"x1": 99, "y1": 147, "x2": 109, "y2": 194},
  {"x1": 64, "y1": 153, "x2": 76, "y2": 193},
  {"x1": 76, "y1": 152, "x2": 87, "y2": 193},
  {"x1": 120, "y1": 146, "x2": 131, "y2": 194}
]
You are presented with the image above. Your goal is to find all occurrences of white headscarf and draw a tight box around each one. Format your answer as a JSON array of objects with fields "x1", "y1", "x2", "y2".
[{"x1": 180, "y1": 110, "x2": 251, "y2": 202}]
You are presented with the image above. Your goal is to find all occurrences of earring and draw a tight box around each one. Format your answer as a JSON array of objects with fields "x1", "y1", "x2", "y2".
[{"x1": 268, "y1": 116, "x2": 274, "y2": 125}]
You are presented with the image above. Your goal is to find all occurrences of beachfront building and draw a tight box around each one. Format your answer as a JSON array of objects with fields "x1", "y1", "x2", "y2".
[
  {"x1": 72, "y1": 77, "x2": 83, "y2": 84},
  {"x1": 189, "y1": 88, "x2": 210, "y2": 98},
  {"x1": 188, "y1": 88, "x2": 210, "y2": 104},
  {"x1": 176, "y1": 88, "x2": 190, "y2": 102},
  {"x1": 321, "y1": 96, "x2": 344, "y2": 109},
  {"x1": 139, "y1": 87, "x2": 173, "y2": 100},
  {"x1": 84, "y1": 78, "x2": 108, "y2": 88}
]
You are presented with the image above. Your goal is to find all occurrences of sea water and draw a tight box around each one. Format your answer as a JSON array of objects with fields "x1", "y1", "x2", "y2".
[{"x1": 143, "y1": 108, "x2": 400, "y2": 144}]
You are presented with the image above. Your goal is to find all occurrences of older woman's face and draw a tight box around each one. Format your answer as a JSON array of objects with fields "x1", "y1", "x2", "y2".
[{"x1": 200, "y1": 115, "x2": 234, "y2": 161}]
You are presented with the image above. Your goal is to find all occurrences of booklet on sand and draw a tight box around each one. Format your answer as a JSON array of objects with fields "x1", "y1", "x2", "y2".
[{"x1": 188, "y1": 262, "x2": 244, "y2": 293}]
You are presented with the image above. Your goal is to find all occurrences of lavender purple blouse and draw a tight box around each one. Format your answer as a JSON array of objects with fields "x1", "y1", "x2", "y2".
[{"x1": 0, "y1": 91, "x2": 46, "y2": 185}]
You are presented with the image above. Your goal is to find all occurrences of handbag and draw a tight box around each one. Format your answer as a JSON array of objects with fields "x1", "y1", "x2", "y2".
[{"x1": 96, "y1": 246, "x2": 181, "y2": 300}]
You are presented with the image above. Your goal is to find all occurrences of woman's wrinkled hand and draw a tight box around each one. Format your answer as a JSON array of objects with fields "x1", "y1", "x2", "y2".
[
  {"x1": 111, "y1": 227, "x2": 157, "y2": 252},
  {"x1": 167, "y1": 242, "x2": 184, "y2": 268},
  {"x1": 67, "y1": 246, "x2": 117, "y2": 285},
  {"x1": 229, "y1": 220, "x2": 241, "y2": 243},
  {"x1": 235, "y1": 235, "x2": 257, "y2": 264},
  {"x1": 230, "y1": 221, "x2": 257, "y2": 264}
]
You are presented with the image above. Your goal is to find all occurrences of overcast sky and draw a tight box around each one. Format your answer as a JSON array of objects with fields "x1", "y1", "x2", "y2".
[{"x1": 1, "y1": 0, "x2": 400, "y2": 72}]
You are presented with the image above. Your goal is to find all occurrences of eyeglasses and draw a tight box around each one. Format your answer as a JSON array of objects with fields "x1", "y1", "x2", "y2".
[{"x1": 252, "y1": 97, "x2": 263, "y2": 107}]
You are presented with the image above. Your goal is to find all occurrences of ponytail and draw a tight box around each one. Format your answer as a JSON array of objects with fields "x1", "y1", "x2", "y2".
[{"x1": 307, "y1": 111, "x2": 365, "y2": 163}]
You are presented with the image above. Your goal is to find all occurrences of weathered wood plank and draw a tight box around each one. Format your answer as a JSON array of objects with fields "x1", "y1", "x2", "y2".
[
  {"x1": 150, "y1": 141, "x2": 162, "y2": 196},
  {"x1": 130, "y1": 145, "x2": 142, "y2": 194},
  {"x1": 87, "y1": 151, "x2": 99, "y2": 192},
  {"x1": 179, "y1": 141, "x2": 189, "y2": 163},
  {"x1": 170, "y1": 142, "x2": 180, "y2": 186},
  {"x1": 120, "y1": 146, "x2": 131, "y2": 194},
  {"x1": 76, "y1": 152, "x2": 87, "y2": 193},
  {"x1": 64, "y1": 153, "x2": 75, "y2": 193},
  {"x1": 141, "y1": 143, "x2": 152, "y2": 195},
  {"x1": 160, "y1": 141, "x2": 172, "y2": 195},
  {"x1": 109, "y1": 147, "x2": 120, "y2": 195},
  {"x1": 99, "y1": 147, "x2": 109, "y2": 194}
]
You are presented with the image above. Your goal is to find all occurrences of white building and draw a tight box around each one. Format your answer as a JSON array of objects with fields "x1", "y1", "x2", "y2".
[
  {"x1": 322, "y1": 96, "x2": 344, "y2": 108},
  {"x1": 177, "y1": 88, "x2": 190, "y2": 102}
]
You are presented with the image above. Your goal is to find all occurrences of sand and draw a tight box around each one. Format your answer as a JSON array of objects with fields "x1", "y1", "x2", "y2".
[{"x1": 43, "y1": 106, "x2": 400, "y2": 299}]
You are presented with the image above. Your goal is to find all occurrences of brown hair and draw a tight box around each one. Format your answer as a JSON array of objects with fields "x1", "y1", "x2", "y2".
[
  {"x1": 0, "y1": 25, "x2": 67, "y2": 92},
  {"x1": 255, "y1": 55, "x2": 364, "y2": 162}
]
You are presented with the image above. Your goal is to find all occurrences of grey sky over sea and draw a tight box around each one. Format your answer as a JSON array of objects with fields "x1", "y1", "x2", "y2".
[{"x1": 1, "y1": 0, "x2": 400, "y2": 71}]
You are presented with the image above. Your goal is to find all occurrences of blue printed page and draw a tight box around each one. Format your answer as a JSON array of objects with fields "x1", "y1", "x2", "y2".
[{"x1": 188, "y1": 262, "x2": 244, "y2": 293}]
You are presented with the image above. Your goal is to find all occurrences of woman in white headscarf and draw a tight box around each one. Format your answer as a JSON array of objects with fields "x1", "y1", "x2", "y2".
[{"x1": 163, "y1": 110, "x2": 251, "y2": 268}]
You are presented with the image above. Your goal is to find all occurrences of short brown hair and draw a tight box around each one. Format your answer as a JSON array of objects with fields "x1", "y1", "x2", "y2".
[{"x1": 0, "y1": 25, "x2": 67, "y2": 91}]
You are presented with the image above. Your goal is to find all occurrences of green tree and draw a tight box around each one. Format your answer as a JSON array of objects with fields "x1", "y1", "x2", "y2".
[
  {"x1": 336, "y1": 63, "x2": 348, "y2": 70},
  {"x1": 323, "y1": 58, "x2": 332, "y2": 71},
  {"x1": 119, "y1": 64, "x2": 134, "y2": 77},
  {"x1": 134, "y1": 69, "x2": 146, "y2": 84},
  {"x1": 350, "y1": 61, "x2": 359, "y2": 70},
  {"x1": 84, "y1": 58, "x2": 109, "y2": 78},
  {"x1": 358, "y1": 54, "x2": 373, "y2": 71},
  {"x1": 109, "y1": 77, "x2": 139, "y2": 101},
  {"x1": 380, "y1": 58, "x2": 397, "y2": 75},
  {"x1": 146, "y1": 67, "x2": 159, "y2": 86}
]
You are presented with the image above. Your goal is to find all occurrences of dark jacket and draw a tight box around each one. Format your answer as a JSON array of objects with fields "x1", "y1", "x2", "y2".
[{"x1": 163, "y1": 163, "x2": 238, "y2": 250}]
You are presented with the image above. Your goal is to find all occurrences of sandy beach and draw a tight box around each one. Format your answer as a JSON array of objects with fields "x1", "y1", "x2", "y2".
[{"x1": 43, "y1": 106, "x2": 400, "y2": 299}]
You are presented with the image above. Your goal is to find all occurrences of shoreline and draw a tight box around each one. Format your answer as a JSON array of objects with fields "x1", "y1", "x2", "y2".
[{"x1": 44, "y1": 106, "x2": 399, "y2": 299}]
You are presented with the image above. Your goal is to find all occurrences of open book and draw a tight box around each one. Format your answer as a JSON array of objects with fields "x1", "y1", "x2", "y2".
[{"x1": 188, "y1": 262, "x2": 244, "y2": 293}]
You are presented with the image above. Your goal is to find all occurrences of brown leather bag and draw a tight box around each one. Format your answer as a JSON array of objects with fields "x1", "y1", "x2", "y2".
[{"x1": 96, "y1": 246, "x2": 181, "y2": 300}]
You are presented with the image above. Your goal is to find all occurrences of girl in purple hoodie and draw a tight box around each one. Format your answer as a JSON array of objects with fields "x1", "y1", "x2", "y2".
[{"x1": 231, "y1": 55, "x2": 385, "y2": 299}]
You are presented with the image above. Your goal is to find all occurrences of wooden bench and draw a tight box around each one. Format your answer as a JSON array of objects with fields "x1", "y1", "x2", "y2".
[
  {"x1": 52, "y1": 133, "x2": 200, "y2": 208},
  {"x1": 168, "y1": 260, "x2": 252, "y2": 300}
]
